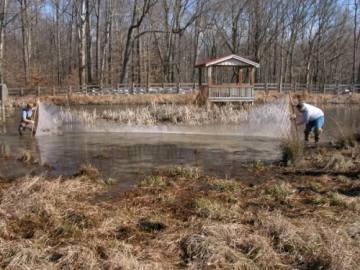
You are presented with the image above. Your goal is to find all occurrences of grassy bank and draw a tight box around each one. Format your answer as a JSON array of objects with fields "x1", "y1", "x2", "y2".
[
  {"x1": 63, "y1": 103, "x2": 251, "y2": 126},
  {"x1": 1, "y1": 139, "x2": 360, "y2": 269},
  {"x1": 6, "y1": 91, "x2": 360, "y2": 109},
  {"x1": 7, "y1": 93, "x2": 197, "y2": 108}
]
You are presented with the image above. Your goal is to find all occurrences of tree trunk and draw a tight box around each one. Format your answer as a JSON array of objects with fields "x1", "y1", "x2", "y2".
[
  {"x1": 0, "y1": 0, "x2": 8, "y2": 84},
  {"x1": 119, "y1": 0, "x2": 155, "y2": 83},
  {"x1": 20, "y1": 0, "x2": 31, "y2": 86},
  {"x1": 353, "y1": 0, "x2": 358, "y2": 85},
  {"x1": 78, "y1": 0, "x2": 86, "y2": 86},
  {"x1": 95, "y1": 0, "x2": 100, "y2": 82},
  {"x1": 100, "y1": 0, "x2": 112, "y2": 85},
  {"x1": 85, "y1": 0, "x2": 92, "y2": 84},
  {"x1": 68, "y1": 2, "x2": 74, "y2": 75},
  {"x1": 119, "y1": 0, "x2": 138, "y2": 83},
  {"x1": 107, "y1": 10, "x2": 112, "y2": 85},
  {"x1": 55, "y1": 0, "x2": 62, "y2": 85}
]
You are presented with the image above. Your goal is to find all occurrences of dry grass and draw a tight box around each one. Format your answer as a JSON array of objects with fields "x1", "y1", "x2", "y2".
[
  {"x1": 61, "y1": 100, "x2": 289, "y2": 128},
  {"x1": 17, "y1": 149, "x2": 37, "y2": 164},
  {"x1": 8, "y1": 93, "x2": 197, "y2": 107},
  {"x1": 74, "y1": 163, "x2": 101, "y2": 181},
  {"x1": 94, "y1": 103, "x2": 250, "y2": 126},
  {"x1": 281, "y1": 136, "x2": 303, "y2": 166},
  {"x1": 0, "y1": 176, "x2": 165, "y2": 269}
]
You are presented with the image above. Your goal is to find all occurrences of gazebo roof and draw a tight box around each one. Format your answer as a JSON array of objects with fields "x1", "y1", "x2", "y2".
[{"x1": 195, "y1": 54, "x2": 259, "y2": 68}]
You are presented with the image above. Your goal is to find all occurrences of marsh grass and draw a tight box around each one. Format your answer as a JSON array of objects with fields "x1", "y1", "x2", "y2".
[
  {"x1": 208, "y1": 178, "x2": 243, "y2": 192},
  {"x1": 281, "y1": 136, "x2": 303, "y2": 166},
  {"x1": 324, "y1": 153, "x2": 354, "y2": 171},
  {"x1": 330, "y1": 117, "x2": 360, "y2": 149},
  {"x1": 75, "y1": 163, "x2": 101, "y2": 181},
  {"x1": 17, "y1": 149, "x2": 36, "y2": 164},
  {"x1": 98, "y1": 103, "x2": 250, "y2": 126},
  {"x1": 189, "y1": 197, "x2": 234, "y2": 220},
  {"x1": 264, "y1": 182, "x2": 295, "y2": 201},
  {"x1": 1, "y1": 156, "x2": 360, "y2": 269},
  {"x1": 138, "y1": 175, "x2": 167, "y2": 188},
  {"x1": 165, "y1": 166, "x2": 201, "y2": 180}
]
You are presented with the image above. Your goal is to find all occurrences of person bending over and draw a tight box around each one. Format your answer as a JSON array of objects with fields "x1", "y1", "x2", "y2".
[
  {"x1": 18, "y1": 103, "x2": 36, "y2": 136},
  {"x1": 295, "y1": 101, "x2": 324, "y2": 143}
]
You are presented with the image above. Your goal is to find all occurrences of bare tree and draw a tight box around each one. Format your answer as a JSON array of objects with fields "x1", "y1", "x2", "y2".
[
  {"x1": 77, "y1": 0, "x2": 86, "y2": 86},
  {"x1": 19, "y1": 0, "x2": 32, "y2": 86},
  {"x1": 119, "y1": 0, "x2": 158, "y2": 84},
  {"x1": 0, "y1": 0, "x2": 9, "y2": 84}
]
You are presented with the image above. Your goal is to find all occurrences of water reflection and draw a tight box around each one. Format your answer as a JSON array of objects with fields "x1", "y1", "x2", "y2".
[{"x1": 36, "y1": 133, "x2": 280, "y2": 189}]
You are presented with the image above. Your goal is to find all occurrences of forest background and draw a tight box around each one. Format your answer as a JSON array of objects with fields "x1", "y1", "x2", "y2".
[{"x1": 0, "y1": 0, "x2": 359, "y2": 89}]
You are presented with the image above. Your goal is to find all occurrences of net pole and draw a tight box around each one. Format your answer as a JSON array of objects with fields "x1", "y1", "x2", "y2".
[{"x1": 288, "y1": 92, "x2": 299, "y2": 140}]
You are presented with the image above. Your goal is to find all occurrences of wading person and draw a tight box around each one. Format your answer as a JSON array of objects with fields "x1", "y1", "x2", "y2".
[
  {"x1": 18, "y1": 103, "x2": 36, "y2": 136},
  {"x1": 295, "y1": 101, "x2": 325, "y2": 143}
]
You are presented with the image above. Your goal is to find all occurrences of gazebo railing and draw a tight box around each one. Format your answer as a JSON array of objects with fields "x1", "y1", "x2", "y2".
[{"x1": 208, "y1": 85, "x2": 255, "y2": 101}]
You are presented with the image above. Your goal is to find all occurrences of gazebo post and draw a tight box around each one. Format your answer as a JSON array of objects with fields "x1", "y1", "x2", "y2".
[
  {"x1": 238, "y1": 68, "x2": 243, "y2": 86},
  {"x1": 208, "y1": 66, "x2": 212, "y2": 86},
  {"x1": 251, "y1": 67, "x2": 255, "y2": 86},
  {"x1": 198, "y1": 67, "x2": 202, "y2": 87}
]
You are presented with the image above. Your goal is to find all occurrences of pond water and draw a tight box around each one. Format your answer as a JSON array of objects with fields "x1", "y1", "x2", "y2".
[{"x1": 1, "y1": 104, "x2": 359, "y2": 190}]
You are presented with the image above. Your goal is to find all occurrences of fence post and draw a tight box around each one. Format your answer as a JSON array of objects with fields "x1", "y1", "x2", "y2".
[
  {"x1": 20, "y1": 88, "x2": 24, "y2": 96},
  {"x1": 52, "y1": 86, "x2": 56, "y2": 96},
  {"x1": 1, "y1": 84, "x2": 8, "y2": 123},
  {"x1": 294, "y1": 82, "x2": 297, "y2": 92},
  {"x1": 130, "y1": 82, "x2": 134, "y2": 94},
  {"x1": 68, "y1": 86, "x2": 72, "y2": 96},
  {"x1": 37, "y1": 86, "x2": 41, "y2": 97},
  {"x1": 265, "y1": 82, "x2": 268, "y2": 93},
  {"x1": 177, "y1": 82, "x2": 180, "y2": 94},
  {"x1": 146, "y1": 77, "x2": 149, "y2": 93}
]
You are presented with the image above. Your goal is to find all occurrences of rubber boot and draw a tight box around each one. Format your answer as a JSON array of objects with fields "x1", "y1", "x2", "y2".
[
  {"x1": 304, "y1": 130, "x2": 310, "y2": 142},
  {"x1": 314, "y1": 128, "x2": 322, "y2": 143},
  {"x1": 18, "y1": 125, "x2": 23, "y2": 136}
]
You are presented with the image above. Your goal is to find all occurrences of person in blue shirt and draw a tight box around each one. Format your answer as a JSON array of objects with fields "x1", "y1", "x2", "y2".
[
  {"x1": 295, "y1": 101, "x2": 325, "y2": 143},
  {"x1": 18, "y1": 103, "x2": 36, "y2": 136}
]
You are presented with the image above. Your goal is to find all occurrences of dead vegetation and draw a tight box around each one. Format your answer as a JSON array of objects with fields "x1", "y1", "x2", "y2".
[
  {"x1": 1, "y1": 141, "x2": 360, "y2": 269},
  {"x1": 8, "y1": 93, "x2": 197, "y2": 108},
  {"x1": 8, "y1": 92, "x2": 360, "y2": 110},
  {"x1": 281, "y1": 136, "x2": 304, "y2": 166},
  {"x1": 66, "y1": 102, "x2": 252, "y2": 126}
]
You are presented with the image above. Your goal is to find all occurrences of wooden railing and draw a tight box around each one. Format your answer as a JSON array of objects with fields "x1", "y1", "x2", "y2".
[
  {"x1": 208, "y1": 85, "x2": 255, "y2": 101},
  {"x1": 6, "y1": 82, "x2": 360, "y2": 97},
  {"x1": 6, "y1": 83, "x2": 198, "y2": 97}
]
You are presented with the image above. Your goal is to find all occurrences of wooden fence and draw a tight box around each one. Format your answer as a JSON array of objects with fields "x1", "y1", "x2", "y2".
[{"x1": 6, "y1": 82, "x2": 360, "y2": 97}]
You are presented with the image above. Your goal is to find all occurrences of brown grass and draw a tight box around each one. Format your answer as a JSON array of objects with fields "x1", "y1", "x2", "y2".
[
  {"x1": 8, "y1": 93, "x2": 197, "y2": 107},
  {"x1": 17, "y1": 149, "x2": 37, "y2": 164},
  {"x1": 8, "y1": 91, "x2": 360, "y2": 109}
]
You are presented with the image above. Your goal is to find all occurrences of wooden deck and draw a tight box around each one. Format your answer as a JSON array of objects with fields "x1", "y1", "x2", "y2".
[{"x1": 207, "y1": 85, "x2": 255, "y2": 103}]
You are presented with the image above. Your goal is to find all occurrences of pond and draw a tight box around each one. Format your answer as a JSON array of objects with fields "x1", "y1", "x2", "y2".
[{"x1": 1, "y1": 104, "x2": 359, "y2": 190}]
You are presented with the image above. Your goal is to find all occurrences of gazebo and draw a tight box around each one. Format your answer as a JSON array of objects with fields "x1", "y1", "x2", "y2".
[{"x1": 195, "y1": 54, "x2": 259, "y2": 104}]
